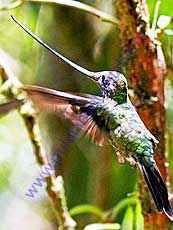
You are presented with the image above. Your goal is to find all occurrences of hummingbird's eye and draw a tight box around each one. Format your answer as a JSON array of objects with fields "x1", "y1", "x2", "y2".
[
  {"x1": 102, "y1": 76, "x2": 109, "y2": 86},
  {"x1": 102, "y1": 75, "x2": 105, "y2": 82},
  {"x1": 102, "y1": 76, "x2": 109, "y2": 85}
]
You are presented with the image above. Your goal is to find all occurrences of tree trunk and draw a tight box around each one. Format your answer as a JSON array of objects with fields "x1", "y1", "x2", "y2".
[{"x1": 115, "y1": 0, "x2": 170, "y2": 229}]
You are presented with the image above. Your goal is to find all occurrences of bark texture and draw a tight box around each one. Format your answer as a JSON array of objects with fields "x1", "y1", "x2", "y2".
[{"x1": 115, "y1": 0, "x2": 170, "y2": 228}]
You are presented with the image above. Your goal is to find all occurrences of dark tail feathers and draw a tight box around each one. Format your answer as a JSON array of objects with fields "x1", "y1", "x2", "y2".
[{"x1": 139, "y1": 162, "x2": 173, "y2": 220}]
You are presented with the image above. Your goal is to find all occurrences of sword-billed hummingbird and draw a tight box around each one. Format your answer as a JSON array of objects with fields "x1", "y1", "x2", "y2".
[{"x1": 12, "y1": 16, "x2": 173, "y2": 220}]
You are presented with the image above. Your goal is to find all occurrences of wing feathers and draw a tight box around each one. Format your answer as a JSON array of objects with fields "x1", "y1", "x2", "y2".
[
  {"x1": 24, "y1": 85, "x2": 108, "y2": 146},
  {"x1": 0, "y1": 100, "x2": 23, "y2": 115}
]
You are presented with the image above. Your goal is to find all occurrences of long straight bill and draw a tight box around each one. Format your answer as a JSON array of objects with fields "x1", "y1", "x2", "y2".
[{"x1": 11, "y1": 15, "x2": 95, "y2": 79}]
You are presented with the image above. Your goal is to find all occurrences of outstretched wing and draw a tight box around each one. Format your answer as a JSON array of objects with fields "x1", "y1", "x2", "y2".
[
  {"x1": 24, "y1": 85, "x2": 108, "y2": 146},
  {"x1": 0, "y1": 99, "x2": 23, "y2": 116}
]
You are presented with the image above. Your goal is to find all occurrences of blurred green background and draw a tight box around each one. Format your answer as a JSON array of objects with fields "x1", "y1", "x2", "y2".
[{"x1": 0, "y1": 0, "x2": 172, "y2": 229}]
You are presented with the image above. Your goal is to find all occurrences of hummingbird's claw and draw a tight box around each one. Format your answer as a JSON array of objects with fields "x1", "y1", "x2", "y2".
[{"x1": 117, "y1": 152, "x2": 126, "y2": 164}]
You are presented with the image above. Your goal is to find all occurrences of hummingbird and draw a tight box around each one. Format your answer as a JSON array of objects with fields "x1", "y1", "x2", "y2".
[{"x1": 12, "y1": 16, "x2": 173, "y2": 220}]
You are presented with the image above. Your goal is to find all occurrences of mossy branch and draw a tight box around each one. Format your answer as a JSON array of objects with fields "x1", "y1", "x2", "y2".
[
  {"x1": 0, "y1": 54, "x2": 76, "y2": 230},
  {"x1": 0, "y1": 0, "x2": 119, "y2": 25}
]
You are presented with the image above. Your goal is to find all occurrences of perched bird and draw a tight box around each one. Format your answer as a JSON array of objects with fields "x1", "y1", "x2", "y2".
[{"x1": 12, "y1": 16, "x2": 173, "y2": 220}]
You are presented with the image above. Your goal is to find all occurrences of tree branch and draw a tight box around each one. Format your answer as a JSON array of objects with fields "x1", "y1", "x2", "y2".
[
  {"x1": 151, "y1": 0, "x2": 161, "y2": 33},
  {"x1": 0, "y1": 51, "x2": 76, "y2": 230},
  {"x1": 0, "y1": 0, "x2": 119, "y2": 25}
]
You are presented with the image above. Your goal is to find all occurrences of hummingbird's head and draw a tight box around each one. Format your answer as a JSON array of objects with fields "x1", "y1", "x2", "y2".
[
  {"x1": 11, "y1": 16, "x2": 128, "y2": 104},
  {"x1": 93, "y1": 71, "x2": 128, "y2": 103}
]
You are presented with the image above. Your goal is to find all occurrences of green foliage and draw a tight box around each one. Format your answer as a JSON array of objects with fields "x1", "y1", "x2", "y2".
[
  {"x1": 135, "y1": 202, "x2": 144, "y2": 230},
  {"x1": 157, "y1": 15, "x2": 171, "y2": 29},
  {"x1": 0, "y1": 162, "x2": 11, "y2": 191},
  {"x1": 147, "y1": 0, "x2": 173, "y2": 20},
  {"x1": 84, "y1": 223, "x2": 120, "y2": 230},
  {"x1": 70, "y1": 204, "x2": 104, "y2": 218},
  {"x1": 111, "y1": 196, "x2": 138, "y2": 219},
  {"x1": 121, "y1": 206, "x2": 134, "y2": 230},
  {"x1": 0, "y1": 0, "x2": 172, "y2": 229}
]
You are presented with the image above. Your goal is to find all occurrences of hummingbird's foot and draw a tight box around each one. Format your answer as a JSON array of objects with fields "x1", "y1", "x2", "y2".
[
  {"x1": 117, "y1": 152, "x2": 126, "y2": 164},
  {"x1": 127, "y1": 156, "x2": 136, "y2": 167}
]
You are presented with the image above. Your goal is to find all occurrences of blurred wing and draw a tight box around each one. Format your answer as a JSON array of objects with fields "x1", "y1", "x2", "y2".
[
  {"x1": 0, "y1": 99, "x2": 23, "y2": 116},
  {"x1": 24, "y1": 85, "x2": 108, "y2": 146}
]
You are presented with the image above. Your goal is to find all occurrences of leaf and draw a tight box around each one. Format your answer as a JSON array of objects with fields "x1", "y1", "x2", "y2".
[
  {"x1": 111, "y1": 196, "x2": 137, "y2": 219},
  {"x1": 164, "y1": 29, "x2": 173, "y2": 36},
  {"x1": 135, "y1": 202, "x2": 144, "y2": 230},
  {"x1": 157, "y1": 15, "x2": 171, "y2": 29},
  {"x1": 121, "y1": 206, "x2": 134, "y2": 230},
  {"x1": 83, "y1": 223, "x2": 120, "y2": 230},
  {"x1": 21, "y1": 0, "x2": 119, "y2": 25},
  {"x1": 69, "y1": 204, "x2": 104, "y2": 218},
  {"x1": 0, "y1": 162, "x2": 11, "y2": 191},
  {"x1": 148, "y1": 1, "x2": 173, "y2": 21}
]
